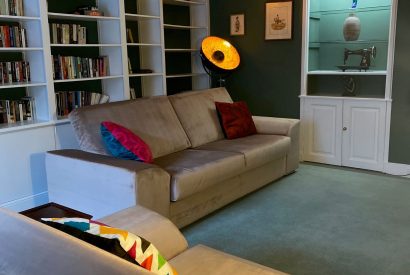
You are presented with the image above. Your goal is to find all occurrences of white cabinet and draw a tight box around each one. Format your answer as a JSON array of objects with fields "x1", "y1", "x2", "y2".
[
  {"x1": 300, "y1": 0, "x2": 397, "y2": 172},
  {"x1": 303, "y1": 98, "x2": 343, "y2": 165},
  {"x1": 302, "y1": 97, "x2": 387, "y2": 171},
  {"x1": 342, "y1": 100, "x2": 386, "y2": 171}
]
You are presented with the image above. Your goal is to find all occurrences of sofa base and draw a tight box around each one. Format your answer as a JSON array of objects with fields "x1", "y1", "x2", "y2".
[{"x1": 170, "y1": 157, "x2": 287, "y2": 228}]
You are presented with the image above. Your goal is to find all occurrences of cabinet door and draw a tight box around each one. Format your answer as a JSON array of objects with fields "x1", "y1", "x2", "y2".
[
  {"x1": 342, "y1": 100, "x2": 386, "y2": 171},
  {"x1": 303, "y1": 98, "x2": 343, "y2": 165}
]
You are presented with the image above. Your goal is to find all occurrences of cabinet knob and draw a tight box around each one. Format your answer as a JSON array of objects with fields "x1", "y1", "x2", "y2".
[{"x1": 343, "y1": 127, "x2": 347, "y2": 131}]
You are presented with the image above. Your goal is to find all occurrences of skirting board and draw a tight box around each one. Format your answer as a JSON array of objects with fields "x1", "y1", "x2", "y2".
[
  {"x1": 0, "y1": 192, "x2": 49, "y2": 212},
  {"x1": 385, "y1": 162, "x2": 410, "y2": 176}
]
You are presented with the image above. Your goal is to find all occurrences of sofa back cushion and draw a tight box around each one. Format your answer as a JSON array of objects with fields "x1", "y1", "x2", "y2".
[
  {"x1": 69, "y1": 96, "x2": 191, "y2": 159},
  {"x1": 168, "y1": 87, "x2": 233, "y2": 147}
]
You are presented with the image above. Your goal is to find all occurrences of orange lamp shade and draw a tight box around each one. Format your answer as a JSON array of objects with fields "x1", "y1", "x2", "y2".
[{"x1": 200, "y1": 36, "x2": 240, "y2": 72}]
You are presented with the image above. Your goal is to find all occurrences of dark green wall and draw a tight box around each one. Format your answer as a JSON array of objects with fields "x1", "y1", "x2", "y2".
[
  {"x1": 211, "y1": 0, "x2": 410, "y2": 165},
  {"x1": 389, "y1": 0, "x2": 410, "y2": 164},
  {"x1": 209, "y1": 0, "x2": 302, "y2": 118}
]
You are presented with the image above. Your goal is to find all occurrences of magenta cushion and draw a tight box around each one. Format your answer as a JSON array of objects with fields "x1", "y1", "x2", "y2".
[{"x1": 100, "y1": 121, "x2": 153, "y2": 163}]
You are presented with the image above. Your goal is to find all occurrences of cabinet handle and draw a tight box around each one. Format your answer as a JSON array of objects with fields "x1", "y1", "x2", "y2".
[{"x1": 343, "y1": 127, "x2": 347, "y2": 131}]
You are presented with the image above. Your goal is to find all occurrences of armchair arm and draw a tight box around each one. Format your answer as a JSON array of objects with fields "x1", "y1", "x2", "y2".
[
  {"x1": 46, "y1": 149, "x2": 171, "y2": 219},
  {"x1": 252, "y1": 116, "x2": 300, "y2": 174},
  {"x1": 99, "y1": 205, "x2": 188, "y2": 260}
]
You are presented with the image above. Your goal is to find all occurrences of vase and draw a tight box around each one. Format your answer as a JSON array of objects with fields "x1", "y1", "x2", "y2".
[{"x1": 343, "y1": 13, "x2": 361, "y2": 41}]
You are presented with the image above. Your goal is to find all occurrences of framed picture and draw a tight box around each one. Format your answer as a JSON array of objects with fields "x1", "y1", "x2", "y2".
[
  {"x1": 230, "y1": 14, "x2": 245, "y2": 36},
  {"x1": 265, "y1": 1, "x2": 293, "y2": 40}
]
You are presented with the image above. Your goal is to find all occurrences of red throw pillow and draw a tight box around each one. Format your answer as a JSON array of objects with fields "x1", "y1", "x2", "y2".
[{"x1": 215, "y1": 101, "x2": 257, "y2": 139}]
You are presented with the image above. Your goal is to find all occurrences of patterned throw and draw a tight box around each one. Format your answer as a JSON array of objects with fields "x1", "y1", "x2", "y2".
[{"x1": 42, "y1": 218, "x2": 177, "y2": 275}]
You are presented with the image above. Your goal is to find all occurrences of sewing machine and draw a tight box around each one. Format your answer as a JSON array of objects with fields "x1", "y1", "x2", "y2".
[{"x1": 337, "y1": 46, "x2": 377, "y2": 71}]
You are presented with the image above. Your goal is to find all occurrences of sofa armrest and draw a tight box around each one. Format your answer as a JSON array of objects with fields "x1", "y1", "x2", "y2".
[
  {"x1": 252, "y1": 116, "x2": 300, "y2": 174},
  {"x1": 46, "y1": 149, "x2": 171, "y2": 219},
  {"x1": 99, "y1": 205, "x2": 188, "y2": 260}
]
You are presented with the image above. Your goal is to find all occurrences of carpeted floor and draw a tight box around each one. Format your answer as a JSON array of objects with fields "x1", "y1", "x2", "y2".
[{"x1": 181, "y1": 163, "x2": 410, "y2": 275}]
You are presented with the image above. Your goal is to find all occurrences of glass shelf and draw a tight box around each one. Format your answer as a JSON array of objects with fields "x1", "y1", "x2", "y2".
[{"x1": 310, "y1": 5, "x2": 391, "y2": 16}]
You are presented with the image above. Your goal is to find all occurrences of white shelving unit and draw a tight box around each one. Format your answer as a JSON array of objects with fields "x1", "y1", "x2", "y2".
[
  {"x1": 162, "y1": 0, "x2": 209, "y2": 94},
  {"x1": 124, "y1": 0, "x2": 166, "y2": 97},
  {"x1": 300, "y1": 0, "x2": 398, "y2": 172},
  {"x1": 0, "y1": 0, "x2": 210, "y2": 211}
]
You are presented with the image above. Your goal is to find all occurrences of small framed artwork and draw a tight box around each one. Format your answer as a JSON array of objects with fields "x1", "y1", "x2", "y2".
[
  {"x1": 230, "y1": 14, "x2": 245, "y2": 36},
  {"x1": 265, "y1": 1, "x2": 293, "y2": 40}
]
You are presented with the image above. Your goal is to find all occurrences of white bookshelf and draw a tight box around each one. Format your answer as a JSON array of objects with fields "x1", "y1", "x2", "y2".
[
  {"x1": 162, "y1": 0, "x2": 210, "y2": 94},
  {"x1": 0, "y1": 0, "x2": 210, "y2": 212}
]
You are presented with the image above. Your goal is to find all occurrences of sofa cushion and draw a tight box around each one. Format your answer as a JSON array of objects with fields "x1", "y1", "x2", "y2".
[
  {"x1": 154, "y1": 149, "x2": 245, "y2": 201},
  {"x1": 170, "y1": 245, "x2": 287, "y2": 275},
  {"x1": 69, "y1": 96, "x2": 191, "y2": 159},
  {"x1": 0, "y1": 209, "x2": 153, "y2": 275},
  {"x1": 168, "y1": 87, "x2": 233, "y2": 147},
  {"x1": 196, "y1": 134, "x2": 290, "y2": 170},
  {"x1": 215, "y1": 101, "x2": 257, "y2": 139},
  {"x1": 100, "y1": 121, "x2": 153, "y2": 163},
  {"x1": 42, "y1": 217, "x2": 177, "y2": 275}
]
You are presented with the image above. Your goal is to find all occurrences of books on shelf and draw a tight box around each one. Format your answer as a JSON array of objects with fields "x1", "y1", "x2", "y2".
[
  {"x1": 0, "y1": 0, "x2": 24, "y2": 16},
  {"x1": 126, "y1": 28, "x2": 134, "y2": 43},
  {"x1": 0, "y1": 96, "x2": 35, "y2": 124},
  {"x1": 49, "y1": 23, "x2": 87, "y2": 45},
  {"x1": 0, "y1": 24, "x2": 28, "y2": 47},
  {"x1": 0, "y1": 61, "x2": 30, "y2": 84},
  {"x1": 55, "y1": 91, "x2": 109, "y2": 117},
  {"x1": 130, "y1": 87, "x2": 137, "y2": 99},
  {"x1": 52, "y1": 55, "x2": 109, "y2": 80}
]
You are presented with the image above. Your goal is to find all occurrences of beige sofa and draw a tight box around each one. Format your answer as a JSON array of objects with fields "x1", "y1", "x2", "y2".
[
  {"x1": 0, "y1": 206, "x2": 287, "y2": 274},
  {"x1": 46, "y1": 87, "x2": 300, "y2": 228}
]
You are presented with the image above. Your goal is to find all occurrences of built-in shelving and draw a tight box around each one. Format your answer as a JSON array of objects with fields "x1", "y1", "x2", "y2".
[
  {"x1": 163, "y1": 0, "x2": 206, "y2": 6},
  {"x1": 48, "y1": 13, "x2": 120, "y2": 21},
  {"x1": 308, "y1": 70, "x2": 387, "y2": 76},
  {"x1": 163, "y1": 23, "x2": 206, "y2": 30},
  {"x1": 125, "y1": 13, "x2": 160, "y2": 21}
]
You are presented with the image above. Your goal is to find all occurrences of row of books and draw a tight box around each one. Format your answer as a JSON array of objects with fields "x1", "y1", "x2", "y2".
[
  {"x1": 0, "y1": 24, "x2": 27, "y2": 47},
  {"x1": 52, "y1": 55, "x2": 109, "y2": 80},
  {"x1": 0, "y1": 97, "x2": 35, "y2": 124},
  {"x1": 55, "y1": 91, "x2": 109, "y2": 117},
  {"x1": 50, "y1": 23, "x2": 87, "y2": 45},
  {"x1": 0, "y1": 0, "x2": 24, "y2": 16},
  {"x1": 0, "y1": 61, "x2": 30, "y2": 84}
]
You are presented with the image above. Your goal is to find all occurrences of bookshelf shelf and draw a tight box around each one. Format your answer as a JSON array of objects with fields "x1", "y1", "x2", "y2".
[
  {"x1": 129, "y1": 73, "x2": 164, "y2": 78},
  {"x1": 48, "y1": 13, "x2": 120, "y2": 21},
  {"x1": 127, "y1": 43, "x2": 162, "y2": 47},
  {"x1": 166, "y1": 73, "x2": 206, "y2": 78},
  {"x1": 0, "y1": 82, "x2": 47, "y2": 89},
  {"x1": 163, "y1": 24, "x2": 207, "y2": 30},
  {"x1": 125, "y1": 13, "x2": 160, "y2": 21},
  {"x1": 53, "y1": 75, "x2": 124, "y2": 83},
  {"x1": 0, "y1": 120, "x2": 54, "y2": 134},
  {"x1": 50, "y1": 44, "x2": 122, "y2": 48},
  {"x1": 163, "y1": 0, "x2": 206, "y2": 6},
  {"x1": 0, "y1": 47, "x2": 43, "y2": 51},
  {"x1": 0, "y1": 15, "x2": 40, "y2": 21},
  {"x1": 165, "y1": 48, "x2": 199, "y2": 52}
]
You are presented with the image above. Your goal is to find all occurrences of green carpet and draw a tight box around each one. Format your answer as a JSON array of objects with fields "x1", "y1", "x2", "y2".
[{"x1": 182, "y1": 163, "x2": 410, "y2": 275}]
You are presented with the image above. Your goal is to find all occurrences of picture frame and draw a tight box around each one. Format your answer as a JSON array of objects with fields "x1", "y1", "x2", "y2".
[
  {"x1": 265, "y1": 1, "x2": 293, "y2": 40},
  {"x1": 230, "y1": 14, "x2": 245, "y2": 36}
]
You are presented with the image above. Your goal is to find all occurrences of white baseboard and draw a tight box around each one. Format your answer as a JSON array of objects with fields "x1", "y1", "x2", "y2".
[
  {"x1": 385, "y1": 162, "x2": 410, "y2": 176},
  {"x1": 1, "y1": 192, "x2": 49, "y2": 212}
]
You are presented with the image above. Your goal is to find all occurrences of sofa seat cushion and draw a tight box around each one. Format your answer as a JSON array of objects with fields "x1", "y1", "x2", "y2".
[
  {"x1": 69, "y1": 96, "x2": 191, "y2": 159},
  {"x1": 154, "y1": 149, "x2": 245, "y2": 201},
  {"x1": 196, "y1": 134, "x2": 290, "y2": 170},
  {"x1": 169, "y1": 87, "x2": 233, "y2": 148},
  {"x1": 169, "y1": 245, "x2": 287, "y2": 275}
]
